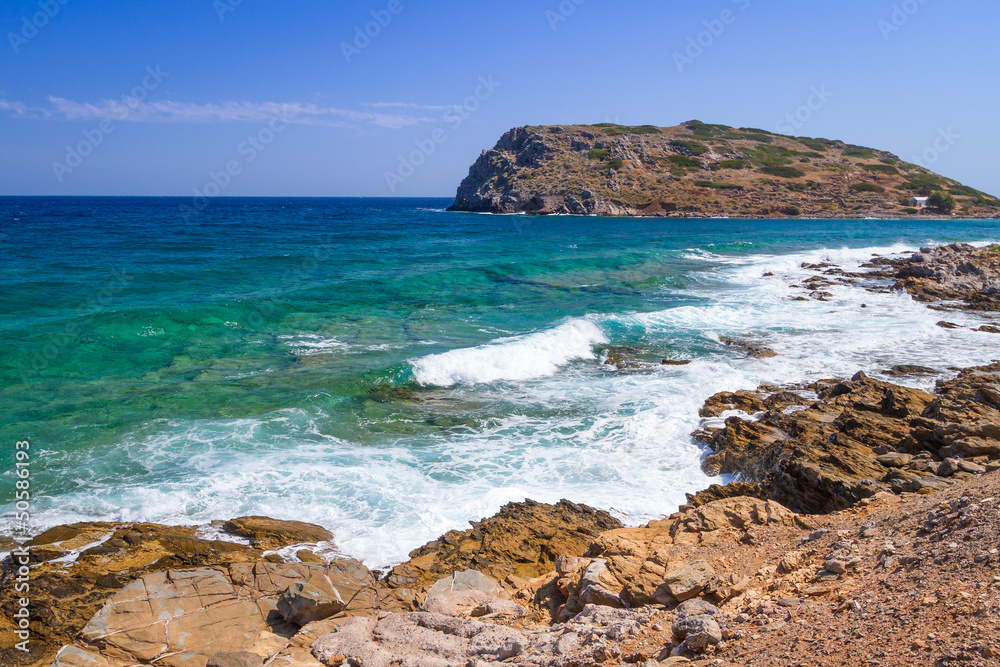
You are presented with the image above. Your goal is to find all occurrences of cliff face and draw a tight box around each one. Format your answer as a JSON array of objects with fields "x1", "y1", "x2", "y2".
[{"x1": 448, "y1": 121, "x2": 1000, "y2": 218}]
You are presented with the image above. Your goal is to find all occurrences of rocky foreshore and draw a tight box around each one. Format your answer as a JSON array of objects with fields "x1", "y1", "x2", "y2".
[{"x1": 5, "y1": 244, "x2": 1000, "y2": 667}]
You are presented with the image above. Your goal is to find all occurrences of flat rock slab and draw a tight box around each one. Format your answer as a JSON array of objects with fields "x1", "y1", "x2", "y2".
[
  {"x1": 312, "y1": 605, "x2": 652, "y2": 667},
  {"x1": 51, "y1": 559, "x2": 377, "y2": 667},
  {"x1": 425, "y1": 569, "x2": 500, "y2": 599}
]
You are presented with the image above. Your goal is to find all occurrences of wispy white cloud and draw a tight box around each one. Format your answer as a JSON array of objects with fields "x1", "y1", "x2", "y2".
[
  {"x1": 363, "y1": 102, "x2": 461, "y2": 111},
  {"x1": 0, "y1": 97, "x2": 440, "y2": 129},
  {"x1": 0, "y1": 99, "x2": 29, "y2": 114}
]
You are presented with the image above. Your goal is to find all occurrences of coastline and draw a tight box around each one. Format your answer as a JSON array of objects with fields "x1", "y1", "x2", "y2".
[
  {"x1": 5, "y1": 242, "x2": 1000, "y2": 666},
  {"x1": 447, "y1": 211, "x2": 1000, "y2": 221}
]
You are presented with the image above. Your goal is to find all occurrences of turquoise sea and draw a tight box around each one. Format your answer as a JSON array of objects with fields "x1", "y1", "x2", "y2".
[{"x1": 2, "y1": 197, "x2": 999, "y2": 565}]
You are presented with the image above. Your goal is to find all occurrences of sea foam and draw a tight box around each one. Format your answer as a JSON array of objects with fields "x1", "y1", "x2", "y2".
[{"x1": 410, "y1": 319, "x2": 608, "y2": 386}]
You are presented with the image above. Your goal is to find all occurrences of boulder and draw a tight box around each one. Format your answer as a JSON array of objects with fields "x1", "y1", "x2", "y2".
[
  {"x1": 672, "y1": 599, "x2": 729, "y2": 653},
  {"x1": 877, "y1": 453, "x2": 913, "y2": 468},
  {"x1": 661, "y1": 560, "x2": 716, "y2": 602},
  {"x1": 422, "y1": 589, "x2": 526, "y2": 618},
  {"x1": 278, "y1": 572, "x2": 346, "y2": 625},
  {"x1": 937, "y1": 458, "x2": 961, "y2": 477}
]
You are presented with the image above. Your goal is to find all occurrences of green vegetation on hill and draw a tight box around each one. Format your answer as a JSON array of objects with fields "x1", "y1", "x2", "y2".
[
  {"x1": 592, "y1": 123, "x2": 662, "y2": 136},
  {"x1": 670, "y1": 140, "x2": 709, "y2": 156},
  {"x1": 929, "y1": 191, "x2": 956, "y2": 212},
  {"x1": 762, "y1": 166, "x2": 806, "y2": 179},
  {"x1": 862, "y1": 164, "x2": 900, "y2": 175},
  {"x1": 452, "y1": 121, "x2": 1000, "y2": 218}
]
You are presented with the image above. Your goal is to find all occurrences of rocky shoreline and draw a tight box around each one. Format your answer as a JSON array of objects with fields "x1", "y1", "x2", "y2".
[{"x1": 4, "y1": 243, "x2": 1000, "y2": 667}]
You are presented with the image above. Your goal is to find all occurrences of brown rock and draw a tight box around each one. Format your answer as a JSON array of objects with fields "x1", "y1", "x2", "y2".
[
  {"x1": 662, "y1": 560, "x2": 716, "y2": 602},
  {"x1": 868, "y1": 244, "x2": 1000, "y2": 312},
  {"x1": 699, "y1": 390, "x2": 765, "y2": 418},
  {"x1": 1, "y1": 522, "x2": 267, "y2": 666},
  {"x1": 685, "y1": 482, "x2": 768, "y2": 507},
  {"x1": 877, "y1": 452, "x2": 914, "y2": 468},
  {"x1": 69, "y1": 568, "x2": 295, "y2": 665},
  {"x1": 384, "y1": 499, "x2": 621, "y2": 596},
  {"x1": 719, "y1": 336, "x2": 777, "y2": 359},
  {"x1": 278, "y1": 572, "x2": 346, "y2": 626},
  {"x1": 45, "y1": 559, "x2": 380, "y2": 667},
  {"x1": 222, "y1": 516, "x2": 334, "y2": 550},
  {"x1": 207, "y1": 652, "x2": 265, "y2": 667},
  {"x1": 697, "y1": 376, "x2": 946, "y2": 513}
]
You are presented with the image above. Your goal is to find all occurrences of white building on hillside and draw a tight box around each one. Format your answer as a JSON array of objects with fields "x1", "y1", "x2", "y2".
[{"x1": 910, "y1": 196, "x2": 929, "y2": 209}]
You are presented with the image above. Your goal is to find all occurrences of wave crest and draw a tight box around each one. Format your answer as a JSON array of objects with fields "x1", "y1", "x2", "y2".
[{"x1": 411, "y1": 319, "x2": 608, "y2": 387}]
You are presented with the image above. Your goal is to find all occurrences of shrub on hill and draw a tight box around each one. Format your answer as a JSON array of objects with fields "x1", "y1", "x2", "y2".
[
  {"x1": 662, "y1": 155, "x2": 701, "y2": 170},
  {"x1": 686, "y1": 121, "x2": 731, "y2": 138},
  {"x1": 863, "y1": 164, "x2": 900, "y2": 175},
  {"x1": 588, "y1": 149, "x2": 610, "y2": 160},
  {"x1": 593, "y1": 124, "x2": 662, "y2": 136},
  {"x1": 762, "y1": 166, "x2": 806, "y2": 179},
  {"x1": 716, "y1": 159, "x2": 748, "y2": 170},
  {"x1": 851, "y1": 183, "x2": 885, "y2": 193},
  {"x1": 929, "y1": 191, "x2": 956, "y2": 212},
  {"x1": 670, "y1": 140, "x2": 709, "y2": 156},
  {"x1": 843, "y1": 144, "x2": 877, "y2": 158},
  {"x1": 694, "y1": 181, "x2": 742, "y2": 190},
  {"x1": 899, "y1": 173, "x2": 946, "y2": 196},
  {"x1": 607, "y1": 158, "x2": 624, "y2": 170},
  {"x1": 797, "y1": 138, "x2": 834, "y2": 152}
]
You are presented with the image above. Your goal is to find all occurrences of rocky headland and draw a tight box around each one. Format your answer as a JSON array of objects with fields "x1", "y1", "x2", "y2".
[
  {"x1": 447, "y1": 122, "x2": 1000, "y2": 218},
  {"x1": 4, "y1": 243, "x2": 1000, "y2": 667}
]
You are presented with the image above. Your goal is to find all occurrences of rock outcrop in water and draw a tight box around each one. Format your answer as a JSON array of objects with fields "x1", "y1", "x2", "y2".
[
  {"x1": 448, "y1": 122, "x2": 1000, "y2": 218},
  {"x1": 695, "y1": 365, "x2": 1000, "y2": 513},
  {"x1": 863, "y1": 242, "x2": 1000, "y2": 311}
]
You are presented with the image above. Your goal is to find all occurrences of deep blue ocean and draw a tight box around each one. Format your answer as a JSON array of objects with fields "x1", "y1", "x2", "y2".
[{"x1": 2, "y1": 197, "x2": 999, "y2": 565}]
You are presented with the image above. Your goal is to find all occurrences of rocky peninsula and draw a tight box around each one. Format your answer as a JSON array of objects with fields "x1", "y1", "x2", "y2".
[
  {"x1": 4, "y1": 244, "x2": 1000, "y2": 667},
  {"x1": 447, "y1": 122, "x2": 1000, "y2": 218}
]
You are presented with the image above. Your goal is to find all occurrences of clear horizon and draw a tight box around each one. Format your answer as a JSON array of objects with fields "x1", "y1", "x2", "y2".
[{"x1": 2, "y1": 0, "x2": 998, "y2": 198}]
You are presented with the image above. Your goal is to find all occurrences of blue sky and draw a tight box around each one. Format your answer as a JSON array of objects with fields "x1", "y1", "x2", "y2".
[{"x1": 1, "y1": 0, "x2": 998, "y2": 197}]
